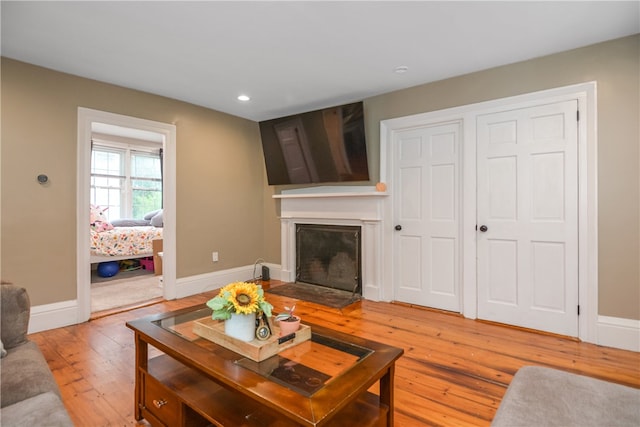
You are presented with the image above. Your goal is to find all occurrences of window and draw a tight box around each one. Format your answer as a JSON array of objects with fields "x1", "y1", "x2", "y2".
[{"x1": 91, "y1": 141, "x2": 162, "y2": 221}]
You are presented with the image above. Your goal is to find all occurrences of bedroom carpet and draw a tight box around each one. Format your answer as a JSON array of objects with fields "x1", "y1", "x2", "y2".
[
  {"x1": 91, "y1": 266, "x2": 151, "y2": 283},
  {"x1": 91, "y1": 275, "x2": 162, "y2": 312},
  {"x1": 267, "y1": 282, "x2": 361, "y2": 309}
]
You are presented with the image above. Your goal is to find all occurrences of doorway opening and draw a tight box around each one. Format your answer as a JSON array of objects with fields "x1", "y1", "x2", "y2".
[
  {"x1": 77, "y1": 108, "x2": 177, "y2": 322},
  {"x1": 89, "y1": 124, "x2": 165, "y2": 314}
]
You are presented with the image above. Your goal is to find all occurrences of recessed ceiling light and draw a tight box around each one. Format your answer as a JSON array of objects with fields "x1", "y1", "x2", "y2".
[
  {"x1": 237, "y1": 94, "x2": 250, "y2": 102},
  {"x1": 394, "y1": 65, "x2": 409, "y2": 74}
]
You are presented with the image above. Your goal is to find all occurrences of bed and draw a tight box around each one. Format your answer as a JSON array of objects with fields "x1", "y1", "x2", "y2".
[
  {"x1": 90, "y1": 226, "x2": 163, "y2": 263},
  {"x1": 90, "y1": 206, "x2": 163, "y2": 264}
]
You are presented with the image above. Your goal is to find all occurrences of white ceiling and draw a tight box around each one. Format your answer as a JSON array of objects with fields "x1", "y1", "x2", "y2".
[{"x1": 2, "y1": 1, "x2": 638, "y2": 122}]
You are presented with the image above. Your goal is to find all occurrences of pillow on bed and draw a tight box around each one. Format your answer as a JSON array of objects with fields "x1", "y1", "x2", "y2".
[
  {"x1": 90, "y1": 205, "x2": 114, "y2": 232},
  {"x1": 150, "y1": 210, "x2": 163, "y2": 227},
  {"x1": 110, "y1": 219, "x2": 151, "y2": 227},
  {"x1": 143, "y1": 209, "x2": 162, "y2": 220}
]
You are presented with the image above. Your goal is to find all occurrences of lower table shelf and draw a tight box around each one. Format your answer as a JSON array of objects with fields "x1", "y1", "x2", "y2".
[{"x1": 142, "y1": 354, "x2": 388, "y2": 427}]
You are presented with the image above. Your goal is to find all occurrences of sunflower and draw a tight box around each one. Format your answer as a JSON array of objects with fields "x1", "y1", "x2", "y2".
[
  {"x1": 207, "y1": 281, "x2": 273, "y2": 320},
  {"x1": 227, "y1": 282, "x2": 260, "y2": 314}
]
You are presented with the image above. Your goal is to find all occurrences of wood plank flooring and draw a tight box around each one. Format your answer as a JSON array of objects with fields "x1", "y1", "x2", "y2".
[{"x1": 29, "y1": 285, "x2": 640, "y2": 426}]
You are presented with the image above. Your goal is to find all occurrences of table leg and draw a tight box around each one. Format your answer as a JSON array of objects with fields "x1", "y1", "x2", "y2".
[
  {"x1": 380, "y1": 365, "x2": 395, "y2": 426},
  {"x1": 134, "y1": 333, "x2": 148, "y2": 421}
]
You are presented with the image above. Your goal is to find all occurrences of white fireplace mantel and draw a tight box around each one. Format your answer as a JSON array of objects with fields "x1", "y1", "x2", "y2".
[
  {"x1": 275, "y1": 186, "x2": 388, "y2": 301},
  {"x1": 273, "y1": 185, "x2": 386, "y2": 199}
]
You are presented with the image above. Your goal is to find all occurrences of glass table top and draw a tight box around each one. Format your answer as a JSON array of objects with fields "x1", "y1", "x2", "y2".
[{"x1": 153, "y1": 307, "x2": 374, "y2": 396}]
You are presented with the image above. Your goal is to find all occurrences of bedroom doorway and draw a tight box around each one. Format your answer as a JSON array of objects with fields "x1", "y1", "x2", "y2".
[
  {"x1": 89, "y1": 129, "x2": 165, "y2": 313},
  {"x1": 77, "y1": 108, "x2": 177, "y2": 322}
]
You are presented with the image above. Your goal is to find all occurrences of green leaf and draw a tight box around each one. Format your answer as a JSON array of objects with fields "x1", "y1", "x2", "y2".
[
  {"x1": 212, "y1": 311, "x2": 231, "y2": 320},
  {"x1": 275, "y1": 313, "x2": 291, "y2": 321},
  {"x1": 260, "y1": 301, "x2": 273, "y2": 318},
  {"x1": 206, "y1": 297, "x2": 226, "y2": 311}
]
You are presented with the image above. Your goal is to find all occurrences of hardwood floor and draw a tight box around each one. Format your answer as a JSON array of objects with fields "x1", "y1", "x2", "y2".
[{"x1": 30, "y1": 286, "x2": 640, "y2": 426}]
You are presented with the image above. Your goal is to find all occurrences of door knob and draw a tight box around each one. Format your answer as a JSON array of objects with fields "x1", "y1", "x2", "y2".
[
  {"x1": 479, "y1": 225, "x2": 488, "y2": 232},
  {"x1": 395, "y1": 225, "x2": 402, "y2": 231}
]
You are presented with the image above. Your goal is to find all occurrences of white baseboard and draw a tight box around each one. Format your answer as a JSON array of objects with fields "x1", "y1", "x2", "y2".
[
  {"x1": 27, "y1": 263, "x2": 283, "y2": 334},
  {"x1": 596, "y1": 316, "x2": 640, "y2": 352},
  {"x1": 174, "y1": 263, "x2": 282, "y2": 298},
  {"x1": 28, "y1": 299, "x2": 79, "y2": 334},
  {"x1": 32, "y1": 264, "x2": 636, "y2": 354}
]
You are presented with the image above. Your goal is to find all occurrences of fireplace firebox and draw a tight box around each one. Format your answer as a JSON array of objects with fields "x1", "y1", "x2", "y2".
[{"x1": 295, "y1": 224, "x2": 361, "y2": 294}]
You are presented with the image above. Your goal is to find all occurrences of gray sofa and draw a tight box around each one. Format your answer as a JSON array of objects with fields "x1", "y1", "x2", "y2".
[
  {"x1": 0, "y1": 284, "x2": 73, "y2": 426},
  {"x1": 492, "y1": 365, "x2": 640, "y2": 426}
]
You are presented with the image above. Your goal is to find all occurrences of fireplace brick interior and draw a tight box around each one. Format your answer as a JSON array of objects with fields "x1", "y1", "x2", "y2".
[{"x1": 295, "y1": 224, "x2": 362, "y2": 294}]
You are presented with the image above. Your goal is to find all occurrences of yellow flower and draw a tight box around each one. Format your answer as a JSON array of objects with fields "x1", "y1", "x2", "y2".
[
  {"x1": 206, "y1": 281, "x2": 273, "y2": 320},
  {"x1": 227, "y1": 282, "x2": 260, "y2": 314}
]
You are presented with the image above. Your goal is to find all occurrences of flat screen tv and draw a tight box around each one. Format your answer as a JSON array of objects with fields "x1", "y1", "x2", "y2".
[{"x1": 259, "y1": 101, "x2": 370, "y2": 185}]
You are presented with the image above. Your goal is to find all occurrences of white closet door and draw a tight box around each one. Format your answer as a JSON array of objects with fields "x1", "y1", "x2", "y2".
[
  {"x1": 476, "y1": 100, "x2": 579, "y2": 336},
  {"x1": 393, "y1": 122, "x2": 460, "y2": 312}
]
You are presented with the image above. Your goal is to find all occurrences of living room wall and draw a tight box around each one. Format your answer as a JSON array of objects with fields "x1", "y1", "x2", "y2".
[
  {"x1": 1, "y1": 57, "x2": 268, "y2": 305},
  {"x1": 362, "y1": 34, "x2": 639, "y2": 320},
  {"x1": 2, "y1": 34, "x2": 638, "y2": 322}
]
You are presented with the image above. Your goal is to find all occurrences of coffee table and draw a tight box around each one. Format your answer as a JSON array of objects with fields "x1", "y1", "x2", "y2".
[{"x1": 126, "y1": 305, "x2": 403, "y2": 426}]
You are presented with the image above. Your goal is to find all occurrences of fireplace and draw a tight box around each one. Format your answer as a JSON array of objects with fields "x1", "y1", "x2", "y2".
[
  {"x1": 296, "y1": 224, "x2": 361, "y2": 294},
  {"x1": 275, "y1": 186, "x2": 387, "y2": 301}
]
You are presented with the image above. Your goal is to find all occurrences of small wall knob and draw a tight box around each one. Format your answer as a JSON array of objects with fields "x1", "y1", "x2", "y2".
[
  {"x1": 479, "y1": 225, "x2": 488, "y2": 232},
  {"x1": 395, "y1": 225, "x2": 402, "y2": 231}
]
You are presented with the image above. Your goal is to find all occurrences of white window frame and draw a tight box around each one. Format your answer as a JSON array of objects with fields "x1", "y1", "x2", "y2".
[{"x1": 91, "y1": 138, "x2": 162, "y2": 220}]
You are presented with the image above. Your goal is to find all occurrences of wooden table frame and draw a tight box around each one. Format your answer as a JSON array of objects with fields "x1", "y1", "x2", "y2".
[{"x1": 127, "y1": 305, "x2": 403, "y2": 426}]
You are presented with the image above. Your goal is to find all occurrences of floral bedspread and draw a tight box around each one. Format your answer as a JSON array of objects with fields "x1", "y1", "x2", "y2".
[{"x1": 90, "y1": 226, "x2": 163, "y2": 257}]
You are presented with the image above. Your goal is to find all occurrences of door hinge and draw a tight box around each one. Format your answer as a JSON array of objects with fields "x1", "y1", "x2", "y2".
[
  {"x1": 576, "y1": 110, "x2": 580, "y2": 121},
  {"x1": 577, "y1": 305, "x2": 581, "y2": 315}
]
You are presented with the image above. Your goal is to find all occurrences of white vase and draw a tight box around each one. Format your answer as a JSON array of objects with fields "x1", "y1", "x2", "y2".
[{"x1": 224, "y1": 312, "x2": 256, "y2": 342}]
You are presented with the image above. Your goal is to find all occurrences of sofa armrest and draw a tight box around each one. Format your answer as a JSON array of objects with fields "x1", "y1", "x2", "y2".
[{"x1": 1, "y1": 284, "x2": 30, "y2": 349}]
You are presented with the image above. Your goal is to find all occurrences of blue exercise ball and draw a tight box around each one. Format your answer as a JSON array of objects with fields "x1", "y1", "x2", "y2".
[{"x1": 97, "y1": 261, "x2": 119, "y2": 278}]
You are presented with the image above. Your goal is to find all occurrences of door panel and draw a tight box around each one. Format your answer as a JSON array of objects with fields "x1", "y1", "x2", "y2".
[
  {"x1": 487, "y1": 239, "x2": 518, "y2": 305},
  {"x1": 393, "y1": 122, "x2": 460, "y2": 311},
  {"x1": 477, "y1": 100, "x2": 578, "y2": 337},
  {"x1": 430, "y1": 237, "x2": 456, "y2": 297},
  {"x1": 531, "y1": 241, "x2": 566, "y2": 311},
  {"x1": 488, "y1": 156, "x2": 517, "y2": 219}
]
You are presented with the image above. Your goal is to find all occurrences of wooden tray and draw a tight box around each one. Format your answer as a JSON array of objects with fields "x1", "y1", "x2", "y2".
[{"x1": 193, "y1": 317, "x2": 311, "y2": 362}]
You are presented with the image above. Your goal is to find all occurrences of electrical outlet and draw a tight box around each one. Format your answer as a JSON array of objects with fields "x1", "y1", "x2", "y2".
[{"x1": 212, "y1": 252, "x2": 219, "y2": 262}]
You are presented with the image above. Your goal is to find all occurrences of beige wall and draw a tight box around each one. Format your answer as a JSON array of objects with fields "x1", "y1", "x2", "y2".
[
  {"x1": 2, "y1": 34, "x2": 638, "y2": 320},
  {"x1": 1, "y1": 58, "x2": 266, "y2": 305},
  {"x1": 363, "y1": 34, "x2": 639, "y2": 320}
]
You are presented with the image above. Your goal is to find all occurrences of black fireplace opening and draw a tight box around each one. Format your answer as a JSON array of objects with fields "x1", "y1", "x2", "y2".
[{"x1": 295, "y1": 224, "x2": 362, "y2": 294}]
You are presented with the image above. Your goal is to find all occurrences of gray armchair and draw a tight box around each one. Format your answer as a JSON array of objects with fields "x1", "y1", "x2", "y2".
[{"x1": 0, "y1": 283, "x2": 73, "y2": 426}]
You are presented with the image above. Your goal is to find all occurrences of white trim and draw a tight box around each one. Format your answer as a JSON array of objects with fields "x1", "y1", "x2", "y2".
[
  {"x1": 28, "y1": 263, "x2": 282, "y2": 333},
  {"x1": 173, "y1": 263, "x2": 281, "y2": 299},
  {"x1": 77, "y1": 108, "x2": 177, "y2": 323},
  {"x1": 27, "y1": 266, "x2": 638, "y2": 354},
  {"x1": 274, "y1": 185, "x2": 380, "y2": 198},
  {"x1": 28, "y1": 300, "x2": 78, "y2": 334},
  {"x1": 596, "y1": 316, "x2": 640, "y2": 352},
  {"x1": 380, "y1": 82, "x2": 598, "y2": 344}
]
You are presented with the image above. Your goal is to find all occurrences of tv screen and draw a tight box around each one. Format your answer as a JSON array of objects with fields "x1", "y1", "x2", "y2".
[{"x1": 259, "y1": 101, "x2": 370, "y2": 185}]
